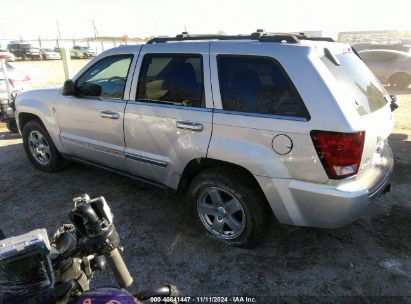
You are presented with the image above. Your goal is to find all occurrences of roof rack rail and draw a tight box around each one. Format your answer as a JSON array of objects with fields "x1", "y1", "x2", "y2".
[
  {"x1": 147, "y1": 34, "x2": 254, "y2": 44},
  {"x1": 146, "y1": 30, "x2": 335, "y2": 44}
]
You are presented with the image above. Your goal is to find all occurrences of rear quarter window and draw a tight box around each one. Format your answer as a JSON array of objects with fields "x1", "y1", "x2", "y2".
[
  {"x1": 217, "y1": 55, "x2": 310, "y2": 120},
  {"x1": 322, "y1": 52, "x2": 388, "y2": 116}
]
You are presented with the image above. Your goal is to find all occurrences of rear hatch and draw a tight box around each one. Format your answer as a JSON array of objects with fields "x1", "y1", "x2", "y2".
[{"x1": 320, "y1": 50, "x2": 393, "y2": 178}]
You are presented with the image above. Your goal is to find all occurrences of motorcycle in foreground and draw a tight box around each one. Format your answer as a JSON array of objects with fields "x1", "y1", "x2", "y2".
[{"x1": 0, "y1": 194, "x2": 180, "y2": 304}]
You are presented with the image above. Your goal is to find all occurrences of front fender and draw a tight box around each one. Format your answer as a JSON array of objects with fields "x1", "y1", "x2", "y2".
[{"x1": 15, "y1": 88, "x2": 66, "y2": 153}]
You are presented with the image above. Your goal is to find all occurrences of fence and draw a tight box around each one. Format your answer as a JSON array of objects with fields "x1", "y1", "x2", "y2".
[{"x1": 0, "y1": 37, "x2": 145, "y2": 54}]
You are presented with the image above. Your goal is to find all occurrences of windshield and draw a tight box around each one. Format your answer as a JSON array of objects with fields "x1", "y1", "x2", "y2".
[{"x1": 322, "y1": 52, "x2": 388, "y2": 116}]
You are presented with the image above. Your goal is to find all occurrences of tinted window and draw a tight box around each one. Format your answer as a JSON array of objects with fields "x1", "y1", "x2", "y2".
[
  {"x1": 137, "y1": 54, "x2": 204, "y2": 107},
  {"x1": 322, "y1": 52, "x2": 387, "y2": 115},
  {"x1": 76, "y1": 54, "x2": 133, "y2": 99},
  {"x1": 217, "y1": 56, "x2": 309, "y2": 119}
]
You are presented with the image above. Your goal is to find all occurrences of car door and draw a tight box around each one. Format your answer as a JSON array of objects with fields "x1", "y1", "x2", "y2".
[
  {"x1": 57, "y1": 49, "x2": 140, "y2": 172},
  {"x1": 125, "y1": 43, "x2": 213, "y2": 189}
]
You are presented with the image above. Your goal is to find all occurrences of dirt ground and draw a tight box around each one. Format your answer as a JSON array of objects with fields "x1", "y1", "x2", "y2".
[
  {"x1": 0, "y1": 62, "x2": 410, "y2": 302},
  {"x1": 11, "y1": 59, "x2": 90, "y2": 88}
]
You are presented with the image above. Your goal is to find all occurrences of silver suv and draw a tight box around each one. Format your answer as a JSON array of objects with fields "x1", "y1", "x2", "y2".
[{"x1": 15, "y1": 31, "x2": 395, "y2": 248}]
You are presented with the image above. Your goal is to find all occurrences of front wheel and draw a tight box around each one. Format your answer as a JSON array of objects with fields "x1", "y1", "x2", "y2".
[
  {"x1": 22, "y1": 120, "x2": 68, "y2": 172},
  {"x1": 188, "y1": 168, "x2": 269, "y2": 248}
]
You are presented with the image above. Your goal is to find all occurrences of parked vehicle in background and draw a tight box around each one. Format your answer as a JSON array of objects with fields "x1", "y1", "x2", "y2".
[
  {"x1": 15, "y1": 31, "x2": 395, "y2": 247},
  {"x1": 7, "y1": 42, "x2": 41, "y2": 60},
  {"x1": 70, "y1": 46, "x2": 97, "y2": 59},
  {"x1": 353, "y1": 43, "x2": 411, "y2": 53},
  {"x1": 359, "y1": 49, "x2": 411, "y2": 89},
  {"x1": 0, "y1": 49, "x2": 16, "y2": 61},
  {"x1": 0, "y1": 61, "x2": 31, "y2": 132},
  {"x1": 40, "y1": 48, "x2": 61, "y2": 60}
]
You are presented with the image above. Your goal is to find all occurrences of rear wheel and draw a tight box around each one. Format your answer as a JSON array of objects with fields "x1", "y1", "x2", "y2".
[
  {"x1": 388, "y1": 73, "x2": 411, "y2": 89},
  {"x1": 22, "y1": 120, "x2": 68, "y2": 172},
  {"x1": 188, "y1": 168, "x2": 269, "y2": 248},
  {"x1": 6, "y1": 120, "x2": 18, "y2": 133}
]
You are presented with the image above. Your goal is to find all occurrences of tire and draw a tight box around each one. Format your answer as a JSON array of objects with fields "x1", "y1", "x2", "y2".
[
  {"x1": 6, "y1": 120, "x2": 18, "y2": 133},
  {"x1": 188, "y1": 167, "x2": 269, "y2": 248},
  {"x1": 22, "y1": 120, "x2": 68, "y2": 172},
  {"x1": 388, "y1": 73, "x2": 411, "y2": 89}
]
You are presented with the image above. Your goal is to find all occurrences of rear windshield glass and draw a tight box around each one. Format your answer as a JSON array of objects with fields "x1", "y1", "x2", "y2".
[{"x1": 321, "y1": 52, "x2": 388, "y2": 116}]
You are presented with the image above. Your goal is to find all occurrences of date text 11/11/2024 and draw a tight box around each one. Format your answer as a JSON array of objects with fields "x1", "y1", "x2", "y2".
[{"x1": 149, "y1": 296, "x2": 257, "y2": 303}]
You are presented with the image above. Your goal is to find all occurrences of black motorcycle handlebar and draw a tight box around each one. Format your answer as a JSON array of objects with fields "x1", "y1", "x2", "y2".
[{"x1": 106, "y1": 248, "x2": 133, "y2": 288}]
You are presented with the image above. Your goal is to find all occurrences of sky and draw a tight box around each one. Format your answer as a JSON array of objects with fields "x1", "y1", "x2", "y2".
[{"x1": 1, "y1": 0, "x2": 411, "y2": 40}]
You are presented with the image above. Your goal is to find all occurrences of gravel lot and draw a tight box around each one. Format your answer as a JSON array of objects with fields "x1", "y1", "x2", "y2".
[{"x1": 0, "y1": 61, "x2": 410, "y2": 303}]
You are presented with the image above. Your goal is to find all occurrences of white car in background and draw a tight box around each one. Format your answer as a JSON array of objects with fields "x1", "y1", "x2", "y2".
[
  {"x1": 0, "y1": 62, "x2": 31, "y2": 132},
  {"x1": 40, "y1": 49, "x2": 61, "y2": 60},
  {"x1": 0, "y1": 49, "x2": 16, "y2": 61}
]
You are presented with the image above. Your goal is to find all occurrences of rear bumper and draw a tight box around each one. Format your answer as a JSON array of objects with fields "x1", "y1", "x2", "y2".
[
  {"x1": 0, "y1": 102, "x2": 14, "y2": 122},
  {"x1": 256, "y1": 145, "x2": 394, "y2": 228}
]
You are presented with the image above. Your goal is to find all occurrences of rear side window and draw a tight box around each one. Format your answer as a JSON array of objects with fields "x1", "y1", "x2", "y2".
[
  {"x1": 137, "y1": 54, "x2": 205, "y2": 108},
  {"x1": 217, "y1": 55, "x2": 309, "y2": 119},
  {"x1": 322, "y1": 52, "x2": 388, "y2": 115}
]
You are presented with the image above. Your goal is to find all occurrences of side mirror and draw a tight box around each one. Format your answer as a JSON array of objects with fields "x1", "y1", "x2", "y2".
[
  {"x1": 390, "y1": 95, "x2": 399, "y2": 112},
  {"x1": 77, "y1": 83, "x2": 102, "y2": 97},
  {"x1": 62, "y1": 79, "x2": 76, "y2": 96}
]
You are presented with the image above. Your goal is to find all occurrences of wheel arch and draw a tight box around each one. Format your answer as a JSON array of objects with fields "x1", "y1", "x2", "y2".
[
  {"x1": 18, "y1": 112, "x2": 44, "y2": 131},
  {"x1": 178, "y1": 158, "x2": 271, "y2": 212},
  {"x1": 388, "y1": 71, "x2": 411, "y2": 83}
]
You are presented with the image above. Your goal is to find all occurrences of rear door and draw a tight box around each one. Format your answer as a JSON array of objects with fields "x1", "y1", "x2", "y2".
[{"x1": 125, "y1": 43, "x2": 213, "y2": 188}]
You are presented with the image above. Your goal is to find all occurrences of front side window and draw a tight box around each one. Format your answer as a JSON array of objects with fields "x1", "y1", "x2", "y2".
[
  {"x1": 217, "y1": 55, "x2": 309, "y2": 119},
  {"x1": 137, "y1": 54, "x2": 204, "y2": 108},
  {"x1": 76, "y1": 54, "x2": 133, "y2": 99}
]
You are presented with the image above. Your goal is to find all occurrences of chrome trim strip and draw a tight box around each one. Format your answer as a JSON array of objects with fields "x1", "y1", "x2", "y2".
[
  {"x1": 127, "y1": 100, "x2": 213, "y2": 112},
  {"x1": 60, "y1": 136, "x2": 123, "y2": 157},
  {"x1": 213, "y1": 109, "x2": 308, "y2": 122},
  {"x1": 69, "y1": 156, "x2": 167, "y2": 190},
  {"x1": 125, "y1": 152, "x2": 168, "y2": 168}
]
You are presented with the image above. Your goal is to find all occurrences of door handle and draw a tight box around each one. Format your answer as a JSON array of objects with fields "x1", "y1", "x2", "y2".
[
  {"x1": 176, "y1": 121, "x2": 203, "y2": 131},
  {"x1": 100, "y1": 111, "x2": 119, "y2": 119}
]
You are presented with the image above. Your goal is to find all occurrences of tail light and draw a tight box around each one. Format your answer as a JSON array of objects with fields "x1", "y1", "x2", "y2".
[
  {"x1": 8, "y1": 75, "x2": 30, "y2": 86},
  {"x1": 311, "y1": 130, "x2": 365, "y2": 179}
]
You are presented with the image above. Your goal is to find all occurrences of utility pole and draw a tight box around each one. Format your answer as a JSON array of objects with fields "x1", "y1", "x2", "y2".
[
  {"x1": 56, "y1": 21, "x2": 62, "y2": 40},
  {"x1": 92, "y1": 20, "x2": 104, "y2": 52},
  {"x1": 0, "y1": 22, "x2": 5, "y2": 40},
  {"x1": 92, "y1": 20, "x2": 99, "y2": 39}
]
